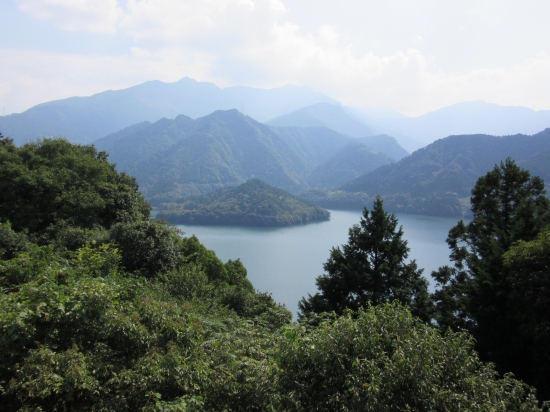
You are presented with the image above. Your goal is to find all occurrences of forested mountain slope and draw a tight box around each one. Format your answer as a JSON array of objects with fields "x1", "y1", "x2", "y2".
[
  {"x1": 343, "y1": 128, "x2": 550, "y2": 197},
  {"x1": 94, "y1": 110, "x2": 392, "y2": 203},
  {"x1": 308, "y1": 129, "x2": 550, "y2": 216},
  {"x1": 307, "y1": 143, "x2": 393, "y2": 189},
  {"x1": 0, "y1": 77, "x2": 338, "y2": 146},
  {"x1": 519, "y1": 148, "x2": 550, "y2": 185},
  {"x1": 356, "y1": 134, "x2": 409, "y2": 161}
]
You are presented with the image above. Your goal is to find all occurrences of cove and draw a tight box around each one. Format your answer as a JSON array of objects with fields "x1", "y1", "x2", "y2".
[{"x1": 176, "y1": 210, "x2": 465, "y2": 317}]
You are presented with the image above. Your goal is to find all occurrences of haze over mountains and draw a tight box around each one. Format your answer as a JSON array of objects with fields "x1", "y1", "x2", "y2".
[
  {"x1": 0, "y1": 77, "x2": 338, "y2": 146},
  {"x1": 2, "y1": 77, "x2": 549, "y2": 154},
  {"x1": 367, "y1": 101, "x2": 550, "y2": 147},
  {"x1": 266, "y1": 103, "x2": 375, "y2": 138},
  {"x1": 265, "y1": 103, "x2": 410, "y2": 159},
  {"x1": 94, "y1": 110, "x2": 392, "y2": 203}
]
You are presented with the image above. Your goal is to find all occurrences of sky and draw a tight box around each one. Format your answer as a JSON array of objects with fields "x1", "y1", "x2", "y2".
[{"x1": 1, "y1": 0, "x2": 549, "y2": 117}]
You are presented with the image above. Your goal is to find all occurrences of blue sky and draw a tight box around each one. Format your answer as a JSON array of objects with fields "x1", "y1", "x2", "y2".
[{"x1": 1, "y1": 0, "x2": 549, "y2": 116}]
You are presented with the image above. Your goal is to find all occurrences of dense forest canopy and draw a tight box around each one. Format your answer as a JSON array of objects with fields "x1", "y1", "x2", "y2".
[
  {"x1": 0, "y1": 135, "x2": 548, "y2": 409},
  {"x1": 158, "y1": 179, "x2": 330, "y2": 227}
]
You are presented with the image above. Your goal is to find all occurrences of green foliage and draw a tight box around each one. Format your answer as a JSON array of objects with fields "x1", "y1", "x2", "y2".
[
  {"x1": 279, "y1": 304, "x2": 539, "y2": 411},
  {"x1": 180, "y1": 235, "x2": 230, "y2": 284},
  {"x1": 0, "y1": 242, "x2": 290, "y2": 411},
  {"x1": 0, "y1": 221, "x2": 31, "y2": 260},
  {"x1": 432, "y1": 159, "x2": 550, "y2": 399},
  {"x1": 0, "y1": 138, "x2": 150, "y2": 241},
  {"x1": 299, "y1": 197, "x2": 432, "y2": 322},
  {"x1": 0, "y1": 136, "x2": 546, "y2": 409},
  {"x1": 224, "y1": 259, "x2": 253, "y2": 292},
  {"x1": 502, "y1": 226, "x2": 550, "y2": 400},
  {"x1": 158, "y1": 179, "x2": 330, "y2": 226},
  {"x1": 109, "y1": 219, "x2": 185, "y2": 277}
]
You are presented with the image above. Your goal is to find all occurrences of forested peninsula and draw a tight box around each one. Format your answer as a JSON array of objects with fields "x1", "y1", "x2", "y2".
[
  {"x1": 1, "y1": 134, "x2": 548, "y2": 410},
  {"x1": 158, "y1": 179, "x2": 330, "y2": 226}
]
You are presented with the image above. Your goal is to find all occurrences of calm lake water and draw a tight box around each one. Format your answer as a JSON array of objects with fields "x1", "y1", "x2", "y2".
[{"x1": 175, "y1": 210, "x2": 465, "y2": 317}]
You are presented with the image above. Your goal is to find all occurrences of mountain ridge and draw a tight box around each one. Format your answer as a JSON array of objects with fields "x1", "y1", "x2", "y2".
[
  {"x1": 94, "y1": 109, "x2": 393, "y2": 203},
  {"x1": 0, "y1": 77, "x2": 339, "y2": 146}
]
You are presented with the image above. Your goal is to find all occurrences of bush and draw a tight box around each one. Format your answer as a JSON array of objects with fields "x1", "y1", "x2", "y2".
[{"x1": 279, "y1": 303, "x2": 539, "y2": 411}]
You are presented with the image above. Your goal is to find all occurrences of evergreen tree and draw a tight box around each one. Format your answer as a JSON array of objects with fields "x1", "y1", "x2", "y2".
[
  {"x1": 432, "y1": 158, "x2": 550, "y2": 398},
  {"x1": 299, "y1": 196, "x2": 432, "y2": 322},
  {"x1": 503, "y1": 226, "x2": 550, "y2": 399}
]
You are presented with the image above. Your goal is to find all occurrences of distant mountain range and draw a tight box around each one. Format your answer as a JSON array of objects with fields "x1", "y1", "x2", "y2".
[
  {"x1": 157, "y1": 179, "x2": 330, "y2": 227},
  {"x1": 301, "y1": 128, "x2": 550, "y2": 216},
  {"x1": 0, "y1": 77, "x2": 338, "y2": 146},
  {"x1": 364, "y1": 101, "x2": 550, "y2": 147},
  {"x1": 266, "y1": 103, "x2": 375, "y2": 138},
  {"x1": 265, "y1": 103, "x2": 410, "y2": 159},
  {"x1": 94, "y1": 110, "x2": 393, "y2": 203},
  {"x1": 2, "y1": 76, "x2": 548, "y2": 157}
]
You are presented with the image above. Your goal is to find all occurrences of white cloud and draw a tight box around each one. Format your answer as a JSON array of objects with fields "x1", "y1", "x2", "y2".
[
  {"x1": 17, "y1": 0, "x2": 124, "y2": 33},
  {"x1": 0, "y1": 47, "x2": 214, "y2": 114},
  {"x1": 120, "y1": 0, "x2": 287, "y2": 42},
  {"x1": 4, "y1": 0, "x2": 550, "y2": 116}
]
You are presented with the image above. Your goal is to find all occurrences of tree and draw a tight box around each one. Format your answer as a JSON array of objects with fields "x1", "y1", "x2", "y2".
[
  {"x1": 299, "y1": 196, "x2": 432, "y2": 322},
  {"x1": 502, "y1": 226, "x2": 550, "y2": 400},
  {"x1": 0, "y1": 138, "x2": 150, "y2": 241},
  {"x1": 432, "y1": 158, "x2": 550, "y2": 398}
]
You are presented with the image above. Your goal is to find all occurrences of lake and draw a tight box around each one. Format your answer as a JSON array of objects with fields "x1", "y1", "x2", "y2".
[{"x1": 175, "y1": 210, "x2": 465, "y2": 317}]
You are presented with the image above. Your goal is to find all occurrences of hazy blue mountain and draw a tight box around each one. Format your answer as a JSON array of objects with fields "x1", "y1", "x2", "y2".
[
  {"x1": 343, "y1": 107, "x2": 423, "y2": 152},
  {"x1": 95, "y1": 110, "x2": 390, "y2": 203},
  {"x1": 0, "y1": 77, "x2": 339, "y2": 146},
  {"x1": 356, "y1": 135, "x2": 409, "y2": 161},
  {"x1": 325, "y1": 128, "x2": 550, "y2": 216},
  {"x1": 307, "y1": 143, "x2": 393, "y2": 189},
  {"x1": 264, "y1": 103, "x2": 408, "y2": 162},
  {"x1": 157, "y1": 179, "x2": 330, "y2": 227},
  {"x1": 265, "y1": 102, "x2": 375, "y2": 137},
  {"x1": 366, "y1": 101, "x2": 550, "y2": 147}
]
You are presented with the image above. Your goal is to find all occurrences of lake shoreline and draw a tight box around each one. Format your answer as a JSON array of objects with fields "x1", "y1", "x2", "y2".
[{"x1": 175, "y1": 210, "x2": 466, "y2": 318}]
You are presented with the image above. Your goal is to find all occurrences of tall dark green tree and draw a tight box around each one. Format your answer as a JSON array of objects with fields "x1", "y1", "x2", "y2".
[
  {"x1": 503, "y1": 226, "x2": 550, "y2": 399},
  {"x1": 299, "y1": 196, "x2": 432, "y2": 322},
  {"x1": 432, "y1": 158, "x2": 550, "y2": 399}
]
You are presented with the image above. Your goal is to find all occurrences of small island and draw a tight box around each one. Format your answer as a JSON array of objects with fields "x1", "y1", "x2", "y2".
[{"x1": 157, "y1": 179, "x2": 330, "y2": 226}]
